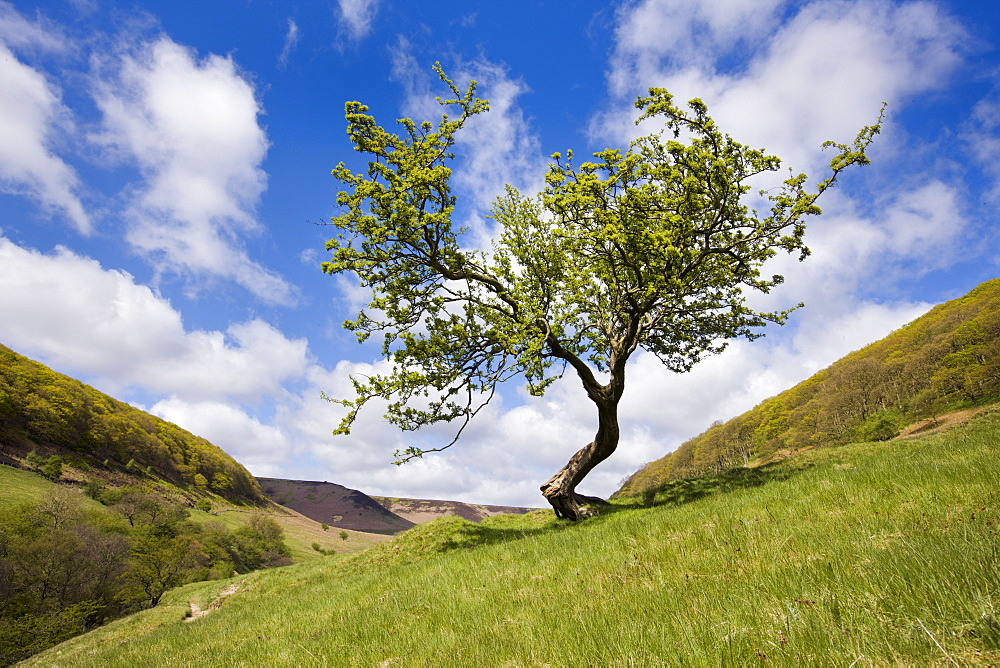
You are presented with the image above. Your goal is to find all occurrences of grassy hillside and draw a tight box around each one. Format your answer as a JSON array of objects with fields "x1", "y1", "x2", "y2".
[
  {"x1": 618, "y1": 277, "x2": 1000, "y2": 496},
  {"x1": 0, "y1": 343, "x2": 263, "y2": 505},
  {"x1": 28, "y1": 406, "x2": 1000, "y2": 666}
]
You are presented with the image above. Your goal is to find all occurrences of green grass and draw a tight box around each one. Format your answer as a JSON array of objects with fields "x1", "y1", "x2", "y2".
[
  {"x1": 0, "y1": 464, "x2": 64, "y2": 506},
  {"x1": 26, "y1": 406, "x2": 1000, "y2": 666}
]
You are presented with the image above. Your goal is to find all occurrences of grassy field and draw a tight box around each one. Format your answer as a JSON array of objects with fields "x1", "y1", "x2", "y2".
[
  {"x1": 25, "y1": 405, "x2": 1000, "y2": 666},
  {"x1": 0, "y1": 464, "x2": 70, "y2": 507}
]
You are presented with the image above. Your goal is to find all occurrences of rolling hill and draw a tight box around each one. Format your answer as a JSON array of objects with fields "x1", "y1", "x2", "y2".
[
  {"x1": 616, "y1": 277, "x2": 1000, "y2": 497},
  {"x1": 25, "y1": 406, "x2": 1000, "y2": 665},
  {"x1": 7, "y1": 278, "x2": 1000, "y2": 664},
  {"x1": 0, "y1": 343, "x2": 263, "y2": 505},
  {"x1": 372, "y1": 495, "x2": 539, "y2": 524},
  {"x1": 256, "y1": 477, "x2": 416, "y2": 534}
]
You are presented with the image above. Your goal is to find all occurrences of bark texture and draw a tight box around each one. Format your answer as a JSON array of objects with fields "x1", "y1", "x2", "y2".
[{"x1": 540, "y1": 402, "x2": 620, "y2": 520}]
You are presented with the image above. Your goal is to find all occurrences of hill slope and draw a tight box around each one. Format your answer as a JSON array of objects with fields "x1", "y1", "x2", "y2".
[
  {"x1": 28, "y1": 407, "x2": 1000, "y2": 666},
  {"x1": 617, "y1": 277, "x2": 1000, "y2": 496},
  {"x1": 0, "y1": 343, "x2": 263, "y2": 504},
  {"x1": 257, "y1": 477, "x2": 415, "y2": 534},
  {"x1": 372, "y1": 495, "x2": 539, "y2": 524}
]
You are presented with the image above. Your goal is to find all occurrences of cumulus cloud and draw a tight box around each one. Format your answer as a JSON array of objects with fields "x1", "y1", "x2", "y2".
[
  {"x1": 611, "y1": 0, "x2": 789, "y2": 80},
  {"x1": 602, "y1": 0, "x2": 965, "y2": 174},
  {"x1": 965, "y1": 93, "x2": 1000, "y2": 204},
  {"x1": 0, "y1": 236, "x2": 309, "y2": 401},
  {"x1": 0, "y1": 43, "x2": 90, "y2": 232},
  {"x1": 93, "y1": 37, "x2": 296, "y2": 305},
  {"x1": 151, "y1": 397, "x2": 292, "y2": 475}
]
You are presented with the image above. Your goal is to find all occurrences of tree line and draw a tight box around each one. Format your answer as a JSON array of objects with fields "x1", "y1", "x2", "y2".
[
  {"x1": 0, "y1": 486, "x2": 290, "y2": 665},
  {"x1": 617, "y1": 277, "x2": 1000, "y2": 496}
]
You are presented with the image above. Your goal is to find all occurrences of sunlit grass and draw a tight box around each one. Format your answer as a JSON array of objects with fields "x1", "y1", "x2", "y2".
[
  {"x1": 0, "y1": 464, "x2": 64, "y2": 506},
  {"x1": 28, "y1": 406, "x2": 1000, "y2": 666}
]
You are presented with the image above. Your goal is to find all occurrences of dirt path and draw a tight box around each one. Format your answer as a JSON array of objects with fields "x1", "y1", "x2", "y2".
[
  {"x1": 185, "y1": 582, "x2": 242, "y2": 622},
  {"x1": 895, "y1": 408, "x2": 980, "y2": 440}
]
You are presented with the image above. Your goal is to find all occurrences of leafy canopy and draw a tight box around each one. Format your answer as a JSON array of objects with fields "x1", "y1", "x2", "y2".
[{"x1": 323, "y1": 64, "x2": 883, "y2": 461}]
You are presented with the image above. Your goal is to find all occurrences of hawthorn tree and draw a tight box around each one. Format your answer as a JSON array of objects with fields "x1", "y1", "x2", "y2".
[{"x1": 323, "y1": 65, "x2": 883, "y2": 520}]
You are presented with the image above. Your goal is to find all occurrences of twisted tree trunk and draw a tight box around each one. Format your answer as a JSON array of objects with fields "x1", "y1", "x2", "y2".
[{"x1": 540, "y1": 400, "x2": 620, "y2": 520}]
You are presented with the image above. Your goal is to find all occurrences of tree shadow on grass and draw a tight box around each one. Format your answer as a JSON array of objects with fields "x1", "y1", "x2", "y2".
[
  {"x1": 610, "y1": 462, "x2": 811, "y2": 513},
  {"x1": 373, "y1": 462, "x2": 816, "y2": 563}
]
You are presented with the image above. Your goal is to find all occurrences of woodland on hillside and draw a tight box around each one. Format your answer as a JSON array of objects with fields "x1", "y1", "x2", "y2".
[
  {"x1": 0, "y1": 487, "x2": 290, "y2": 665},
  {"x1": 0, "y1": 344, "x2": 263, "y2": 504},
  {"x1": 618, "y1": 278, "x2": 1000, "y2": 496}
]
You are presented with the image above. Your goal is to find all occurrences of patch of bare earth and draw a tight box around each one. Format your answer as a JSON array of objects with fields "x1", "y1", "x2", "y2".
[
  {"x1": 895, "y1": 408, "x2": 980, "y2": 440},
  {"x1": 185, "y1": 582, "x2": 243, "y2": 622}
]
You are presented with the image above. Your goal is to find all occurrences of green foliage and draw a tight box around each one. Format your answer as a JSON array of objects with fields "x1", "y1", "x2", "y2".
[
  {"x1": 320, "y1": 523, "x2": 328, "y2": 531},
  {"x1": 855, "y1": 408, "x2": 905, "y2": 442},
  {"x1": 25, "y1": 449, "x2": 45, "y2": 469},
  {"x1": 0, "y1": 486, "x2": 295, "y2": 663},
  {"x1": 123, "y1": 532, "x2": 198, "y2": 607},
  {"x1": 41, "y1": 455, "x2": 63, "y2": 480},
  {"x1": 339, "y1": 530, "x2": 349, "y2": 541},
  {"x1": 83, "y1": 479, "x2": 103, "y2": 501},
  {"x1": 618, "y1": 278, "x2": 1000, "y2": 495},
  {"x1": 0, "y1": 343, "x2": 264, "y2": 504},
  {"x1": 0, "y1": 601, "x2": 101, "y2": 666},
  {"x1": 311, "y1": 542, "x2": 336, "y2": 556},
  {"x1": 229, "y1": 515, "x2": 293, "y2": 571},
  {"x1": 25, "y1": 409, "x2": 1000, "y2": 666},
  {"x1": 195, "y1": 499, "x2": 212, "y2": 513},
  {"x1": 322, "y1": 62, "x2": 883, "y2": 497}
]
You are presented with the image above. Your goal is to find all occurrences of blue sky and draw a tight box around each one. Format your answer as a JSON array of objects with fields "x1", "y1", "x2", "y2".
[{"x1": 1, "y1": 0, "x2": 998, "y2": 507}]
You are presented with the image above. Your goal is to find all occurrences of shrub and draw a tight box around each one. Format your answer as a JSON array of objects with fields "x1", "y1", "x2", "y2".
[
  {"x1": 41, "y1": 455, "x2": 63, "y2": 480},
  {"x1": 311, "y1": 542, "x2": 336, "y2": 556},
  {"x1": 83, "y1": 480, "x2": 103, "y2": 500},
  {"x1": 856, "y1": 409, "x2": 904, "y2": 442},
  {"x1": 25, "y1": 449, "x2": 46, "y2": 469}
]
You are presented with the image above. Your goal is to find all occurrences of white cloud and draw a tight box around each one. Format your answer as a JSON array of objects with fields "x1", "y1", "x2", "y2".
[
  {"x1": 0, "y1": 1, "x2": 70, "y2": 54},
  {"x1": 611, "y1": 0, "x2": 789, "y2": 84},
  {"x1": 278, "y1": 18, "x2": 299, "y2": 69},
  {"x1": 151, "y1": 397, "x2": 292, "y2": 475},
  {"x1": 602, "y1": 0, "x2": 965, "y2": 175},
  {"x1": 0, "y1": 228, "x2": 938, "y2": 508},
  {"x1": 92, "y1": 37, "x2": 296, "y2": 305},
  {"x1": 965, "y1": 94, "x2": 1000, "y2": 203},
  {"x1": 0, "y1": 236, "x2": 309, "y2": 401},
  {"x1": 389, "y1": 46, "x2": 547, "y2": 248},
  {"x1": 337, "y1": 0, "x2": 379, "y2": 41},
  {"x1": 611, "y1": 296, "x2": 932, "y2": 463},
  {"x1": 0, "y1": 43, "x2": 90, "y2": 232}
]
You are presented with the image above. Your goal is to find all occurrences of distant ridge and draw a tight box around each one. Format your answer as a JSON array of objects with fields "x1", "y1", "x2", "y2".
[
  {"x1": 616, "y1": 277, "x2": 1000, "y2": 496},
  {"x1": 257, "y1": 477, "x2": 415, "y2": 534},
  {"x1": 371, "y1": 496, "x2": 539, "y2": 524}
]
